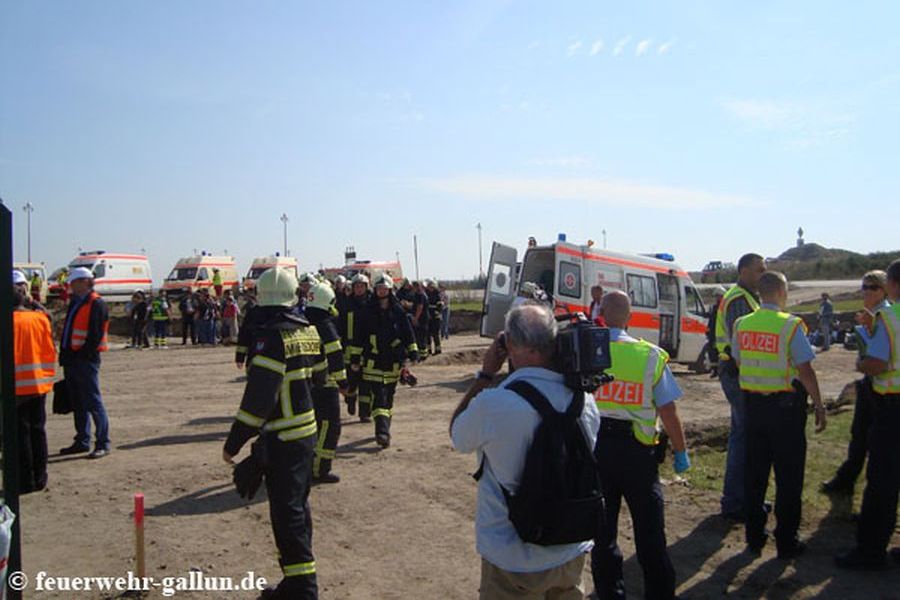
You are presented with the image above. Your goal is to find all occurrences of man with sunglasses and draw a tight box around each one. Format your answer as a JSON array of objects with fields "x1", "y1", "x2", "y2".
[
  {"x1": 822, "y1": 271, "x2": 890, "y2": 495},
  {"x1": 836, "y1": 260, "x2": 900, "y2": 570}
]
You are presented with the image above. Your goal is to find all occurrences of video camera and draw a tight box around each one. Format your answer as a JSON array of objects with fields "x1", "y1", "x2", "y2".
[{"x1": 553, "y1": 313, "x2": 613, "y2": 393}]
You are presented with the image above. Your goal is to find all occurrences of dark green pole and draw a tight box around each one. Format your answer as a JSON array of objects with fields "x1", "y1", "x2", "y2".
[{"x1": 0, "y1": 200, "x2": 22, "y2": 600}]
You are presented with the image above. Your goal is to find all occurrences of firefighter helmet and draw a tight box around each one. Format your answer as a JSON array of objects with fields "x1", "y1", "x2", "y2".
[
  {"x1": 373, "y1": 274, "x2": 394, "y2": 289},
  {"x1": 257, "y1": 267, "x2": 299, "y2": 307},
  {"x1": 298, "y1": 272, "x2": 317, "y2": 285},
  {"x1": 307, "y1": 281, "x2": 336, "y2": 312},
  {"x1": 351, "y1": 273, "x2": 369, "y2": 286}
]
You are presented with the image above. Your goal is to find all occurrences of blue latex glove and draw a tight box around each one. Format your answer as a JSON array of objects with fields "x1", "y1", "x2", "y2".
[{"x1": 673, "y1": 450, "x2": 691, "y2": 474}]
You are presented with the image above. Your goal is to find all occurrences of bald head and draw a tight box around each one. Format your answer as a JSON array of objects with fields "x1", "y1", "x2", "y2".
[{"x1": 600, "y1": 289, "x2": 631, "y2": 328}]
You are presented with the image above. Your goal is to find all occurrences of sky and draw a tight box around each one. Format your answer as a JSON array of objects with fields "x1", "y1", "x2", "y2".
[{"x1": 1, "y1": 1, "x2": 898, "y2": 282}]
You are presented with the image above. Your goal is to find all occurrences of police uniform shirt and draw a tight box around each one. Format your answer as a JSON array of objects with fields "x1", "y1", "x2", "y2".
[
  {"x1": 864, "y1": 316, "x2": 892, "y2": 363},
  {"x1": 729, "y1": 303, "x2": 816, "y2": 367},
  {"x1": 609, "y1": 328, "x2": 682, "y2": 407}
]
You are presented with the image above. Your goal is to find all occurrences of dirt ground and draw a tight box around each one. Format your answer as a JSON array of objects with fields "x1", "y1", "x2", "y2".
[{"x1": 23, "y1": 333, "x2": 900, "y2": 599}]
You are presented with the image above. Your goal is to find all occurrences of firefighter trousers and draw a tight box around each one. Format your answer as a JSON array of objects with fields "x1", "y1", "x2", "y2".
[
  {"x1": 371, "y1": 381, "x2": 398, "y2": 439},
  {"x1": 428, "y1": 318, "x2": 442, "y2": 354},
  {"x1": 262, "y1": 433, "x2": 318, "y2": 599},
  {"x1": 312, "y1": 387, "x2": 341, "y2": 477},
  {"x1": 357, "y1": 379, "x2": 373, "y2": 420}
]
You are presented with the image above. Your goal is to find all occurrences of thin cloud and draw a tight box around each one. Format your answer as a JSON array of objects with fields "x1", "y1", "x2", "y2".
[
  {"x1": 720, "y1": 97, "x2": 856, "y2": 149},
  {"x1": 613, "y1": 36, "x2": 632, "y2": 57},
  {"x1": 589, "y1": 39, "x2": 604, "y2": 56},
  {"x1": 408, "y1": 175, "x2": 754, "y2": 209},
  {"x1": 636, "y1": 39, "x2": 652, "y2": 57},
  {"x1": 658, "y1": 40, "x2": 675, "y2": 55},
  {"x1": 567, "y1": 40, "x2": 583, "y2": 56},
  {"x1": 527, "y1": 156, "x2": 594, "y2": 169}
]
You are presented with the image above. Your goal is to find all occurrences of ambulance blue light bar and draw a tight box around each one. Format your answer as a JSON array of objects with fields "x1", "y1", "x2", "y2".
[{"x1": 641, "y1": 252, "x2": 676, "y2": 262}]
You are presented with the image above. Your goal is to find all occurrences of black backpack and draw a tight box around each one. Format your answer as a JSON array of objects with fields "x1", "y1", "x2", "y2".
[{"x1": 475, "y1": 379, "x2": 604, "y2": 546}]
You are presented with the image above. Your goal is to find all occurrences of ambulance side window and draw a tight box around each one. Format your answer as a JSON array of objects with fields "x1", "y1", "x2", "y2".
[
  {"x1": 627, "y1": 274, "x2": 657, "y2": 308},
  {"x1": 93, "y1": 264, "x2": 106, "y2": 278},
  {"x1": 557, "y1": 261, "x2": 581, "y2": 299},
  {"x1": 685, "y1": 286, "x2": 706, "y2": 316},
  {"x1": 197, "y1": 268, "x2": 209, "y2": 281}
]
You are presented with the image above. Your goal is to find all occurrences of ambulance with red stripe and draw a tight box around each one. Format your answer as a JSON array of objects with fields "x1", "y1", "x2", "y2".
[
  {"x1": 163, "y1": 254, "x2": 239, "y2": 297},
  {"x1": 60, "y1": 251, "x2": 153, "y2": 301},
  {"x1": 481, "y1": 239, "x2": 710, "y2": 370},
  {"x1": 243, "y1": 255, "x2": 298, "y2": 291}
]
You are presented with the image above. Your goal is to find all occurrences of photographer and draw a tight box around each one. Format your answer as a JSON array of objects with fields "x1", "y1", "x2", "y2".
[{"x1": 450, "y1": 303, "x2": 600, "y2": 599}]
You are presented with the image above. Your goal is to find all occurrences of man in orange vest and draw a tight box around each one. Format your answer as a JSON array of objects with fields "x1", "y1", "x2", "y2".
[
  {"x1": 12, "y1": 273, "x2": 57, "y2": 492},
  {"x1": 58, "y1": 267, "x2": 111, "y2": 459}
]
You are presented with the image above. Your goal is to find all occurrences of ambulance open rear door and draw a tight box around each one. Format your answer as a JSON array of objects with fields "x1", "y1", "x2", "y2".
[{"x1": 481, "y1": 242, "x2": 517, "y2": 338}]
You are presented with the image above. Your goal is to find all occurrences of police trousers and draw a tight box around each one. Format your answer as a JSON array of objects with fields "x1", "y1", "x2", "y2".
[
  {"x1": 592, "y1": 419, "x2": 675, "y2": 600},
  {"x1": 312, "y1": 386, "x2": 341, "y2": 477},
  {"x1": 832, "y1": 377, "x2": 875, "y2": 487},
  {"x1": 744, "y1": 391, "x2": 807, "y2": 551},
  {"x1": 263, "y1": 433, "x2": 318, "y2": 599},
  {"x1": 856, "y1": 393, "x2": 900, "y2": 558},
  {"x1": 371, "y1": 381, "x2": 398, "y2": 439}
]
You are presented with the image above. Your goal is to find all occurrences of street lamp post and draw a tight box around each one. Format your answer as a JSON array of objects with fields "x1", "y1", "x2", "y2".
[
  {"x1": 280, "y1": 213, "x2": 289, "y2": 257},
  {"x1": 476, "y1": 223, "x2": 483, "y2": 278},
  {"x1": 23, "y1": 202, "x2": 34, "y2": 262}
]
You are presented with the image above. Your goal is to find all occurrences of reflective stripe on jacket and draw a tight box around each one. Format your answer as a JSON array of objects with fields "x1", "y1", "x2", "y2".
[
  {"x1": 714, "y1": 285, "x2": 760, "y2": 356},
  {"x1": 69, "y1": 292, "x2": 109, "y2": 352},
  {"x1": 14, "y1": 310, "x2": 57, "y2": 395}
]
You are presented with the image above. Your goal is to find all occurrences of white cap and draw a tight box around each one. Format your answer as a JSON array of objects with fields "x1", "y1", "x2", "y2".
[
  {"x1": 68, "y1": 267, "x2": 95, "y2": 282},
  {"x1": 12, "y1": 270, "x2": 27, "y2": 285}
]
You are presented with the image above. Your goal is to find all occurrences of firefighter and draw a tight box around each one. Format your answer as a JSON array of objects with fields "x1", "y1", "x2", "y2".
[
  {"x1": 411, "y1": 281, "x2": 430, "y2": 357},
  {"x1": 344, "y1": 274, "x2": 371, "y2": 419},
  {"x1": 305, "y1": 281, "x2": 348, "y2": 484},
  {"x1": 236, "y1": 290, "x2": 262, "y2": 369},
  {"x1": 733, "y1": 271, "x2": 826, "y2": 559},
  {"x1": 222, "y1": 267, "x2": 321, "y2": 599},
  {"x1": 355, "y1": 274, "x2": 418, "y2": 448},
  {"x1": 149, "y1": 291, "x2": 170, "y2": 348},
  {"x1": 425, "y1": 279, "x2": 444, "y2": 356}
]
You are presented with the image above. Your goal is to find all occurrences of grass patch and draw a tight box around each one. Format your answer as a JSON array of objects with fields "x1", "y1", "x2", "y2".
[
  {"x1": 791, "y1": 298, "x2": 863, "y2": 314},
  {"x1": 661, "y1": 410, "x2": 863, "y2": 516},
  {"x1": 451, "y1": 300, "x2": 483, "y2": 313}
]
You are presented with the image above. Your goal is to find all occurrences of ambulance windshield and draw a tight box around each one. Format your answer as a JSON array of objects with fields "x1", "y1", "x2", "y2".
[{"x1": 168, "y1": 267, "x2": 197, "y2": 281}]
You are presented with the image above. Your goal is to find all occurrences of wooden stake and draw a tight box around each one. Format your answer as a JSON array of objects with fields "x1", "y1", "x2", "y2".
[{"x1": 134, "y1": 493, "x2": 145, "y2": 579}]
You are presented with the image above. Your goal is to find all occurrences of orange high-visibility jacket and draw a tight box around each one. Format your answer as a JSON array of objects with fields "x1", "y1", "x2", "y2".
[
  {"x1": 14, "y1": 310, "x2": 57, "y2": 396},
  {"x1": 69, "y1": 292, "x2": 109, "y2": 352}
]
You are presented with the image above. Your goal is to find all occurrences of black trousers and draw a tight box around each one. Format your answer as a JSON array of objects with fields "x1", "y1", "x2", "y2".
[
  {"x1": 428, "y1": 318, "x2": 442, "y2": 353},
  {"x1": 263, "y1": 433, "x2": 318, "y2": 599},
  {"x1": 371, "y1": 381, "x2": 398, "y2": 438},
  {"x1": 131, "y1": 320, "x2": 149, "y2": 347},
  {"x1": 357, "y1": 380, "x2": 372, "y2": 419},
  {"x1": 415, "y1": 324, "x2": 429, "y2": 355},
  {"x1": 832, "y1": 377, "x2": 875, "y2": 486},
  {"x1": 592, "y1": 420, "x2": 675, "y2": 600},
  {"x1": 18, "y1": 395, "x2": 48, "y2": 493},
  {"x1": 744, "y1": 391, "x2": 807, "y2": 551},
  {"x1": 312, "y1": 387, "x2": 341, "y2": 477},
  {"x1": 856, "y1": 393, "x2": 900, "y2": 558},
  {"x1": 182, "y1": 316, "x2": 196, "y2": 344}
]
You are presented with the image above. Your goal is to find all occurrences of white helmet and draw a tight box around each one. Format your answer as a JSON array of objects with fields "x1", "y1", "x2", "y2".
[
  {"x1": 351, "y1": 273, "x2": 369, "y2": 286},
  {"x1": 334, "y1": 275, "x2": 347, "y2": 287},
  {"x1": 68, "y1": 267, "x2": 94, "y2": 282},
  {"x1": 298, "y1": 272, "x2": 317, "y2": 285},
  {"x1": 257, "y1": 267, "x2": 300, "y2": 307},
  {"x1": 373, "y1": 274, "x2": 394, "y2": 289},
  {"x1": 12, "y1": 270, "x2": 27, "y2": 285},
  {"x1": 307, "y1": 282, "x2": 336, "y2": 312}
]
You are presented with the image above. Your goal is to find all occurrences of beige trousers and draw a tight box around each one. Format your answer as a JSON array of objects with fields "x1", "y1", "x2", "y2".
[{"x1": 479, "y1": 553, "x2": 586, "y2": 600}]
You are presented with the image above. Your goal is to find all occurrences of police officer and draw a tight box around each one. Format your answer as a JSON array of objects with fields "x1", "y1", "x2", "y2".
[
  {"x1": 836, "y1": 259, "x2": 900, "y2": 569},
  {"x1": 733, "y1": 271, "x2": 826, "y2": 558},
  {"x1": 355, "y1": 274, "x2": 418, "y2": 448},
  {"x1": 222, "y1": 267, "x2": 321, "y2": 599},
  {"x1": 305, "y1": 282, "x2": 348, "y2": 484},
  {"x1": 425, "y1": 279, "x2": 444, "y2": 356},
  {"x1": 715, "y1": 253, "x2": 767, "y2": 521},
  {"x1": 822, "y1": 270, "x2": 890, "y2": 494},
  {"x1": 592, "y1": 290, "x2": 690, "y2": 600},
  {"x1": 344, "y1": 274, "x2": 371, "y2": 418}
]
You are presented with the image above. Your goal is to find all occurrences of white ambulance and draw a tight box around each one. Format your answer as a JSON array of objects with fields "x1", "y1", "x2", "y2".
[
  {"x1": 481, "y1": 239, "x2": 710, "y2": 369},
  {"x1": 66, "y1": 251, "x2": 153, "y2": 301},
  {"x1": 163, "y1": 254, "x2": 239, "y2": 297},
  {"x1": 243, "y1": 255, "x2": 298, "y2": 291}
]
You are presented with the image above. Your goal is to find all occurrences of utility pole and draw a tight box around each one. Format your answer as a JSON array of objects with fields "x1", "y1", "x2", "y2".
[
  {"x1": 476, "y1": 223, "x2": 483, "y2": 278},
  {"x1": 413, "y1": 235, "x2": 420, "y2": 281},
  {"x1": 23, "y1": 202, "x2": 34, "y2": 262},
  {"x1": 280, "y1": 213, "x2": 289, "y2": 257},
  {"x1": 602, "y1": 229, "x2": 607, "y2": 249}
]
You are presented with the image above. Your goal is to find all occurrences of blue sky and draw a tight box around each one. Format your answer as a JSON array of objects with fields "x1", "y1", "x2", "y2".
[{"x1": 1, "y1": 1, "x2": 897, "y2": 281}]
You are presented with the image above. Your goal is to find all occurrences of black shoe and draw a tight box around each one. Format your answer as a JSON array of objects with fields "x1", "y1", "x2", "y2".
[
  {"x1": 59, "y1": 444, "x2": 90, "y2": 456},
  {"x1": 721, "y1": 510, "x2": 746, "y2": 523},
  {"x1": 346, "y1": 398, "x2": 356, "y2": 416},
  {"x1": 375, "y1": 434, "x2": 391, "y2": 448},
  {"x1": 88, "y1": 448, "x2": 110, "y2": 459},
  {"x1": 835, "y1": 548, "x2": 888, "y2": 570},
  {"x1": 312, "y1": 473, "x2": 341, "y2": 484},
  {"x1": 777, "y1": 541, "x2": 807, "y2": 560},
  {"x1": 821, "y1": 478, "x2": 853, "y2": 495},
  {"x1": 359, "y1": 416, "x2": 371, "y2": 423}
]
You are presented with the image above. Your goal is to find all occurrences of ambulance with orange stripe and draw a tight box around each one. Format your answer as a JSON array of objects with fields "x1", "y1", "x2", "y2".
[
  {"x1": 242, "y1": 255, "x2": 298, "y2": 291},
  {"x1": 64, "y1": 251, "x2": 153, "y2": 301},
  {"x1": 163, "y1": 254, "x2": 239, "y2": 297},
  {"x1": 481, "y1": 238, "x2": 710, "y2": 370}
]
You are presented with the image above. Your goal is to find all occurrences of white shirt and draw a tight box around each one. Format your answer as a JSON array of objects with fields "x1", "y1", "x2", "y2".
[{"x1": 451, "y1": 367, "x2": 600, "y2": 573}]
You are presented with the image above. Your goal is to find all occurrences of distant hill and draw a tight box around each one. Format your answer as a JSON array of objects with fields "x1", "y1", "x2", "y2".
[{"x1": 692, "y1": 244, "x2": 900, "y2": 283}]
